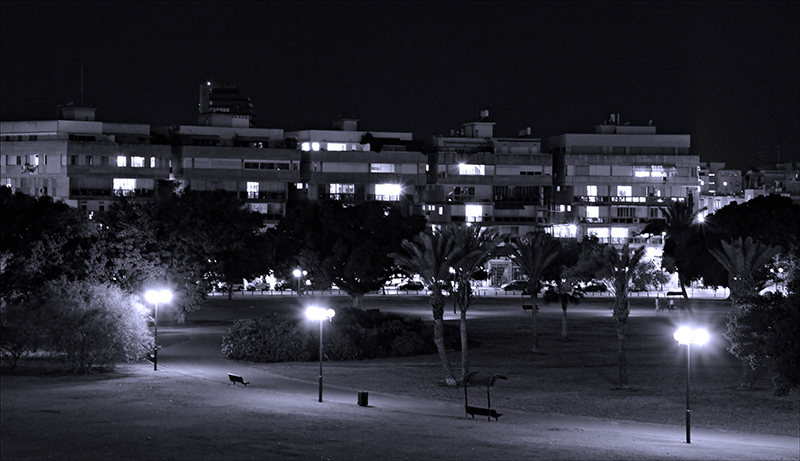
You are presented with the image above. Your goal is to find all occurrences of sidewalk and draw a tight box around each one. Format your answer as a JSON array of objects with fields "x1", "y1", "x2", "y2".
[{"x1": 155, "y1": 324, "x2": 799, "y2": 460}]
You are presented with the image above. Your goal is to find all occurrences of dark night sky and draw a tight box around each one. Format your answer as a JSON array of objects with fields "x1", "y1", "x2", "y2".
[{"x1": 2, "y1": 1, "x2": 798, "y2": 170}]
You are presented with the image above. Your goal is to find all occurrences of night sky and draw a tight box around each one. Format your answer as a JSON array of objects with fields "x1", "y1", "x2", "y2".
[{"x1": 1, "y1": 1, "x2": 798, "y2": 170}]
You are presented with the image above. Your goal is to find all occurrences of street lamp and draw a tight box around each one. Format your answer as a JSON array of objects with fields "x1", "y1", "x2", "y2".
[
  {"x1": 145, "y1": 289, "x2": 172, "y2": 371},
  {"x1": 306, "y1": 306, "x2": 335, "y2": 402},
  {"x1": 673, "y1": 326, "x2": 709, "y2": 443},
  {"x1": 293, "y1": 269, "x2": 307, "y2": 296}
]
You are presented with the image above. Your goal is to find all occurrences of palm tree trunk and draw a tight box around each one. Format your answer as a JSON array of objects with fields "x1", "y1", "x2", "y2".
[
  {"x1": 431, "y1": 291, "x2": 456, "y2": 386},
  {"x1": 561, "y1": 296, "x2": 569, "y2": 340},
  {"x1": 460, "y1": 304, "x2": 468, "y2": 381},
  {"x1": 617, "y1": 328, "x2": 628, "y2": 389},
  {"x1": 531, "y1": 292, "x2": 539, "y2": 352}
]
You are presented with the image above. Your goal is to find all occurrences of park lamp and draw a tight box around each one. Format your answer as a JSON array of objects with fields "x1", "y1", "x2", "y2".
[
  {"x1": 145, "y1": 289, "x2": 172, "y2": 371},
  {"x1": 306, "y1": 306, "x2": 335, "y2": 402},
  {"x1": 673, "y1": 326, "x2": 709, "y2": 444}
]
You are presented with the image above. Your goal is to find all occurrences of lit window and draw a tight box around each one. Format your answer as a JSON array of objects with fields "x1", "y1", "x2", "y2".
[
  {"x1": 617, "y1": 185, "x2": 632, "y2": 197},
  {"x1": 301, "y1": 142, "x2": 311, "y2": 151},
  {"x1": 131, "y1": 156, "x2": 145, "y2": 168},
  {"x1": 586, "y1": 206, "x2": 599, "y2": 218},
  {"x1": 458, "y1": 164, "x2": 485, "y2": 175},
  {"x1": 611, "y1": 227, "x2": 628, "y2": 239},
  {"x1": 587, "y1": 185, "x2": 597, "y2": 196},
  {"x1": 635, "y1": 170, "x2": 650, "y2": 177},
  {"x1": 370, "y1": 163, "x2": 395, "y2": 173},
  {"x1": 439, "y1": 207, "x2": 444, "y2": 215},
  {"x1": 113, "y1": 178, "x2": 136, "y2": 195},
  {"x1": 312, "y1": 142, "x2": 320, "y2": 151},
  {"x1": 328, "y1": 143, "x2": 347, "y2": 151},
  {"x1": 375, "y1": 184, "x2": 401, "y2": 201},
  {"x1": 247, "y1": 181, "x2": 259, "y2": 199},
  {"x1": 150, "y1": 157, "x2": 156, "y2": 168},
  {"x1": 465, "y1": 205, "x2": 483, "y2": 222},
  {"x1": 116, "y1": 156, "x2": 127, "y2": 167},
  {"x1": 296, "y1": 183, "x2": 304, "y2": 190}
]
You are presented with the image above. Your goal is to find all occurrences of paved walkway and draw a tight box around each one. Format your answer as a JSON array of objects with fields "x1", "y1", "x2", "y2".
[{"x1": 154, "y1": 323, "x2": 799, "y2": 460}]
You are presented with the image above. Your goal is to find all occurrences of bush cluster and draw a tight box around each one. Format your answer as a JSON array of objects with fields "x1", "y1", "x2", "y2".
[
  {"x1": 221, "y1": 307, "x2": 458, "y2": 363},
  {"x1": 1, "y1": 279, "x2": 154, "y2": 371}
]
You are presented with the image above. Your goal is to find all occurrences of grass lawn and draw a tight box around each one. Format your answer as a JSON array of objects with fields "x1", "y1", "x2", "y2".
[{"x1": 2, "y1": 293, "x2": 798, "y2": 460}]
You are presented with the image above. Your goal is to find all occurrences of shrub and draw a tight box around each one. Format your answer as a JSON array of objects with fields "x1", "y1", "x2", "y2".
[
  {"x1": 10, "y1": 279, "x2": 154, "y2": 372},
  {"x1": 221, "y1": 308, "x2": 455, "y2": 363}
]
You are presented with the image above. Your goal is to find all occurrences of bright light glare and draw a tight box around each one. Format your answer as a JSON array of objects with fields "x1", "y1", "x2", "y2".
[
  {"x1": 673, "y1": 326, "x2": 709, "y2": 345},
  {"x1": 145, "y1": 289, "x2": 172, "y2": 304},
  {"x1": 293, "y1": 269, "x2": 302, "y2": 277},
  {"x1": 306, "y1": 306, "x2": 335, "y2": 321}
]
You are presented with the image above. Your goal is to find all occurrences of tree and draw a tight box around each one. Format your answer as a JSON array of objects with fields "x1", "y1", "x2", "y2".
[
  {"x1": 449, "y1": 225, "x2": 504, "y2": 379},
  {"x1": 0, "y1": 188, "x2": 96, "y2": 301},
  {"x1": 643, "y1": 199, "x2": 706, "y2": 298},
  {"x1": 710, "y1": 236, "x2": 781, "y2": 306},
  {"x1": 600, "y1": 244, "x2": 645, "y2": 389},
  {"x1": 391, "y1": 227, "x2": 460, "y2": 386},
  {"x1": 24, "y1": 279, "x2": 153, "y2": 372},
  {"x1": 273, "y1": 201, "x2": 425, "y2": 305},
  {"x1": 724, "y1": 290, "x2": 800, "y2": 395},
  {"x1": 508, "y1": 232, "x2": 562, "y2": 352}
]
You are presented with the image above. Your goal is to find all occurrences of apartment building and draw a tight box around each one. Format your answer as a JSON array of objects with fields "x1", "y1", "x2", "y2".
[
  {"x1": 421, "y1": 111, "x2": 552, "y2": 236},
  {"x1": 1, "y1": 105, "x2": 172, "y2": 212},
  {"x1": 285, "y1": 116, "x2": 426, "y2": 216},
  {"x1": 549, "y1": 117, "x2": 698, "y2": 258}
]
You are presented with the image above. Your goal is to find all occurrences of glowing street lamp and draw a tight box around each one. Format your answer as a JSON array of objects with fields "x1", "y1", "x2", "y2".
[
  {"x1": 673, "y1": 326, "x2": 709, "y2": 443},
  {"x1": 293, "y1": 269, "x2": 307, "y2": 296},
  {"x1": 305, "y1": 306, "x2": 335, "y2": 402},
  {"x1": 145, "y1": 289, "x2": 172, "y2": 371}
]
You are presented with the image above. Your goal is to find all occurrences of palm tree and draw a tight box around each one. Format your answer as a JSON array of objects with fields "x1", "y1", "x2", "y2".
[
  {"x1": 449, "y1": 225, "x2": 505, "y2": 380},
  {"x1": 391, "y1": 227, "x2": 460, "y2": 386},
  {"x1": 656, "y1": 199, "x2": 706, "y2": 298},
  {"x1": 601, "y1": 244, "x2": 645, "y2": 389},
  {"x1": 553, "y1": 268, "x2": 584, "y2": 340},
  {"x1": 710, "y1": 236, "x2": 781, "y2": 307},
  {"x1": 508, "y1": 232, "x2": 562, "y2": 352}
]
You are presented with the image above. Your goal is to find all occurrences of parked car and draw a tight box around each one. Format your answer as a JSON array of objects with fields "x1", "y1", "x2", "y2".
[
  {"x1": 580, "y1": 282, "x2": 607, "y2": 292},
  {"x1": 273, "y1": 280, "x2": 295, "y2": 291},
  {"x1": 501, "y1": 280, "x2": 530, "y2": 293},
  {"x1": 397, "y1": 281, "x2": 424, "y2": 291},
  {"x1": 247, "y1": 282, "x2": 269, "y2": 291}
]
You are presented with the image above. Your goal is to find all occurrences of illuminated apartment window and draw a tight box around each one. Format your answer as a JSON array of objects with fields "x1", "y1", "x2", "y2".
[
  {"x1": 131, "y1": 156, "x2": 145, "y2": 168},
  {"x1": 312, "y1": 142, "x2": 320, "y2": 151},
  {"x1": 150, "y1": 157, "x2": 156, "y2": 168},
  {"x1": 328, "y1": 143, "x2": 347, "y2": 151},
  {"x1": 301, "y1": 142, "x2": 311, "y2": 151},
  {"x1": 247, "y1": 181, "x2": 259, "y2": 199},
  {"x1": 370, "y1": 163, "x2": 395, "y2": 173},
  {"x1": 465, "y1": 205, "x2": 483, "y2": 222},
  {"x1": 617, "y1": 185, "x2": 632, "y2": 197},
  {"x1": 375, "y1": 183, "x2": 401, "y2": 201},
  {"x1": 586, "y1": 206, "x2": 599, "y2": 219},
  {"x1": 587, "y1": 185, "x2": 597, "y2": 196},
  {"x1": 116, "y1": 156, "x2": 127, "y2": 167},
  {"x1": 329, "y1": 183, "x2": 355, "y2": 199},
  {"x1": 459, "y1": 164, "x2": 485, "y2": 175},
  {"x1": 113, "y1": 178, "x2": 136, "y2": 196}
]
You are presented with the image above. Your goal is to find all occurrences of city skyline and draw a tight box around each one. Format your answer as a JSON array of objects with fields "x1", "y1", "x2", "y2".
[{"x1": 1, "y1": 1, "x2": 798, "y2": 170}]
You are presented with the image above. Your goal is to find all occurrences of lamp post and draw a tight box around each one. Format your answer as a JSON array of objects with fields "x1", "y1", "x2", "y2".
[
  {"x1": 293, "y1": 269, "x2": 307, "y2": 296},
  {"x1": 673, "y1": 326, "x2": 709, "y2": 443},
  {"x1": 145, "y1": 289, "x2": 172, "y2": 371},
  {"x1": 305, "y1": 306, "x2": 335, "y2": 402}
]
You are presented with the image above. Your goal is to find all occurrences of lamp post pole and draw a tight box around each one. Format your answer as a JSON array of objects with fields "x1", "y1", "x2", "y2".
[
  {"x1": 146, "y1": 289, "x2": 172, "y2": 372},
  {"x1": 685, "y1": 341, "x2": 691, "y2": 443},
  {"x1": 674, "y1": 326, "x2": 708, "y2": 444},
  {"x1": 306, "y1": 306, "x2": 335, "y2": 403},
  {"x1": 318, "y1": 318, "x2": 324, "y2": 402}
]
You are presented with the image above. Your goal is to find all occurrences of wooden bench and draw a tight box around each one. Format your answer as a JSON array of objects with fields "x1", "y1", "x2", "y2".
[
  {"x1": 228, "y1": 373, "x2": 250, "y2": 387},
  {"x1": 465, "y1": 405, "x2": 502, "y2": 421},
  {"x1": 522, "y1": 304, "x2": 538, "y2": 312}
]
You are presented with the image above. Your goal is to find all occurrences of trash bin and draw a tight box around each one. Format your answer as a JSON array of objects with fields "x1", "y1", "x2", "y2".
[{"x1": 357, "y1": 391, "x2": 368, "y2": 407}]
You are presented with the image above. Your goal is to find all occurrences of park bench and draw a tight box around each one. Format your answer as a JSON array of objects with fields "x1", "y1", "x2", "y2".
[
  {"x1": 465, "y1": 405, "x2": 502, "y2": 421},
  {"x1": 228, "y1": 373, "x2": 250, "y2": 387},
  {"x1": 463, "y1": 372, "x2": 507, "y2": 422},
  {"x1": 522, "y1": 304, "x2": 538, "y2": 312}
]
